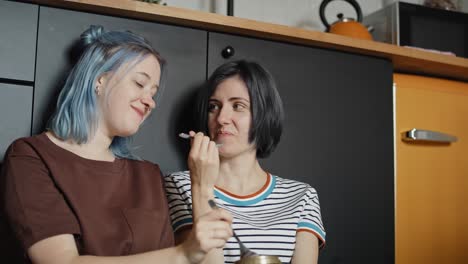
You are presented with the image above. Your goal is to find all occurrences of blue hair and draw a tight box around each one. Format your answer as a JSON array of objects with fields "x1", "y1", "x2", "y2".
[{"x1": 48, "y1": 25, "x2": 165, "y2": 159}]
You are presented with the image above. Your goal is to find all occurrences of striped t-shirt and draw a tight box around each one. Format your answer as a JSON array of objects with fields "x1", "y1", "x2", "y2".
[{"x1": 164, "y1": 171, "x2": 326, "y2": 264}]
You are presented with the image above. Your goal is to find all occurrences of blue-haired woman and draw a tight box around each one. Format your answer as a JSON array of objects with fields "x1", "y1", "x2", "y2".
[{"x1": 1, "y1": 25, "x2": 232, "y2": 264}]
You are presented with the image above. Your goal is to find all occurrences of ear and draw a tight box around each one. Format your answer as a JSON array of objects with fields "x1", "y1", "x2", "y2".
[{"x1": 95, "y1": 73, "x2": 108, "y2": 88}]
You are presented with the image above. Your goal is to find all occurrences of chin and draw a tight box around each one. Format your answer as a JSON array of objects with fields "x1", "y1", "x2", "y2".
[
  {"x1": 218, "y1": 149, "x2": 239, "y2": 159},
  {"x1": 220, "y1": 146, "x2": 256, "y2": 159},
  {"x1": 118, "y1": 126, "x2": 140, "y2": 137},
  {"x1": 219, "y1": 153, "x2": 232, "y2": 160}
]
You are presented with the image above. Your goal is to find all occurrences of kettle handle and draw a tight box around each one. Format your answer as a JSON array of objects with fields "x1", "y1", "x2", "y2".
[{"x1": 319, "y1": 0, "x2": 363, "y2": 29}]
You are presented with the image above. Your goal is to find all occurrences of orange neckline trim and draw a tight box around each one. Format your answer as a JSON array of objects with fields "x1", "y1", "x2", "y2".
[{"x1": 214, "y1": 172, "x2": 271, "y2": 199}]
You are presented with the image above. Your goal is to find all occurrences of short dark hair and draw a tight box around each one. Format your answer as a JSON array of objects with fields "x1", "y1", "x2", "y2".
[{"x1": 195, "y1": 60, "x2": 284, "y2": 158}]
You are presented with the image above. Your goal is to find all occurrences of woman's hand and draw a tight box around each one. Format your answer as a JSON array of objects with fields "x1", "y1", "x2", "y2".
[
  {"x1": 187, "y1": 131, "x2": 219, "y2": 189},
  {"x1": 180, "y1": 208, "x2": 233, "y2": 264}
]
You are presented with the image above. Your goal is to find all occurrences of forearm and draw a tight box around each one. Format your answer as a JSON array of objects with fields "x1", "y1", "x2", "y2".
[
  {"x1": 198, "y1": 250, "x2": 224, "y2": 264},
  {"x1": 187, "y1": 133, "x2": 227, "y2": 264},
  {"x1": 30, "y1": 242, "x2": 191, "y2": 264},
  {"x1": 68, "y1": 246, "x2": 190, "y2": 264},
  {"x1": 191, "y1": 185, "x2": 225, "y2": 264},
  {"x1": 191, "y1": 184, "x2": 214, "y2": 219}
]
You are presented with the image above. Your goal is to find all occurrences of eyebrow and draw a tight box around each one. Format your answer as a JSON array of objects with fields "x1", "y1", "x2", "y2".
[
  {"x1": 209, "y1": 97, "x2": 250, "y2": 103},
  {"x1": 136, "y1": 72, "x2": 150, "y2": 79}
]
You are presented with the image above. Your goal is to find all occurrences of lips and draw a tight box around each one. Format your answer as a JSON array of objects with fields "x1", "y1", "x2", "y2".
[
  {"x1": 131, "y1": 106, "x2": 145, "y2": 120},
  {"x1": 217, "y1": 130, "x2": 234, "y2": 138}
]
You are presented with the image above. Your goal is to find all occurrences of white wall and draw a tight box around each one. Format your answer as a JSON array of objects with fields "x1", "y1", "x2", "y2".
[
  {"x1": 162, "y1": 0, "x2": 467, "y2": 31},
  {"x1": 231, "y1": 0, "x2": 383, "y2": 31}
]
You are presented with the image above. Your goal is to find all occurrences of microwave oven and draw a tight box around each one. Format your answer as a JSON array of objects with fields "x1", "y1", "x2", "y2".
[{"x1": 364, "y1": 2, "x2": 468, "y2": 58}]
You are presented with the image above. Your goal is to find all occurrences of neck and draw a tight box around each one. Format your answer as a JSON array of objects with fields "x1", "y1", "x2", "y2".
[
  {"x1": 87, "y1": 128, "x2": 114, "y2": 154},
  {"x1": 46, "y1": 128, "x2": 115, "y2": 162},
  {"x1": 216, "y1": 151, "x2": 267, "y2": 196}
]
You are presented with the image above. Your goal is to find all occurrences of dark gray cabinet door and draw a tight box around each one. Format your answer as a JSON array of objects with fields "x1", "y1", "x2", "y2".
[
  {"x1": 208, "y1": 32, "x2": 394, "y2": 264},
  {"x1": 34, "y1": 6, "x2": 207, "y2": 172},
  {"x1": 0, "y1": 1, "x2": 38, "y2": 81},
  {"x1": 0, "y1": 83, "x2": 33, "y2": 161}
]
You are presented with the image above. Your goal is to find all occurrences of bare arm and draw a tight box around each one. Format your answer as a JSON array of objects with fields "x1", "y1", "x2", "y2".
[
  {"x1": 28, "y1": 234, "x2": 190, "y2": 264},
  {"x1": 28, "y1": 208, "x2": 232, "y2": 264},
  {"x1": 290, "y1": 232, "x2": 319, "y2": 264},
  {"x1": 174, "y1": 223, "x2": 224, "y2": 264},
  {"x1": 186, "y1": 132, "x2": 226, "y2": 264}
]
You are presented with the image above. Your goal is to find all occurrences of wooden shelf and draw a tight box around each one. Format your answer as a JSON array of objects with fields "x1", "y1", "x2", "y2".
[{"x1": 25, "y1": 0, "x2": 468, "y2": 81}]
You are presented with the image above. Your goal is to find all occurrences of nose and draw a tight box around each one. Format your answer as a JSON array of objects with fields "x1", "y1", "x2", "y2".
[
  {"x1": 216, "y1": 105, "x2": 232, "y2": 125},
  {"x1": 141, "y1": 96, "x2": 156, "y2": 112}
]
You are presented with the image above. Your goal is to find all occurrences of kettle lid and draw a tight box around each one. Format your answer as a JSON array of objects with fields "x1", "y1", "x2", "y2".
[{"x1": 332, "y1": 13, "x2": 357, "y2": 24}]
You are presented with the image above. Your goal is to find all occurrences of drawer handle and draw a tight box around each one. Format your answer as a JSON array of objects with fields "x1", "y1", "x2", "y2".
[
  {"x1": 221, "y1": 46, "x2": 235, "y2": 59},
  {"x1": 402, "y1": 128, "x2": 457, "y2": 143}
]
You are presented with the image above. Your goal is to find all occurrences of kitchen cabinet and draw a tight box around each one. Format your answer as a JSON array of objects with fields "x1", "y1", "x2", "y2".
[
  {"x1": 394, "y1": 73, "x2": 468, "y2": 264},
  {"x1": 0, "y1": 0, "x2": 37, "y2": 161},
  {"x1": 0, "y1": 0, "x2": 38, "y2": 81},
  {"x1": 33, "y1": 6, "x2": 207, "y2": 173},
  {"x1": 0, "y1": 83, "x2": 33, "y2": 161},
  {"x1": 208, "y1": 32, "x2": 395, "y2": 264},
  {"x1": 0, "y1": 1, "x2": 38, "y2": 260}
]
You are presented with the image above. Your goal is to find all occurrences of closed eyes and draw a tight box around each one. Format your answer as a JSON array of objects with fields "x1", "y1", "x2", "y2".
[{"x1": 135, "y1": 81, "x2": 144, "y2": 88}]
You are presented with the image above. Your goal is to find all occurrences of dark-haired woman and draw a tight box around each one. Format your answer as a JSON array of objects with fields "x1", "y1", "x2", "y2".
[
  {"x1": 1, "y1": 25, "x2": 232, "y2": 264},
  {"x1": 165, "y1": 60, "x2": 326, "y2": 264}
]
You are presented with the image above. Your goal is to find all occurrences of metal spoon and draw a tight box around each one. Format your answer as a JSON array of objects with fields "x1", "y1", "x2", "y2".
[
  {"x1": 178, "y1": 133, "x2": 223, "y2": 147},
  {"x1": 208, "y1": 199, "x2": 258, "y2": 258}
]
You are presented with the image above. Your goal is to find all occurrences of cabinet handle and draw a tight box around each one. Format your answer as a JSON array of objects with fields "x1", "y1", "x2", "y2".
[
  {"x1": 221, "y1": 46, "x2": 235, "y2": 59},
  {"x1": 402, "y1": 128, "x2": 457, "y2": 143}
]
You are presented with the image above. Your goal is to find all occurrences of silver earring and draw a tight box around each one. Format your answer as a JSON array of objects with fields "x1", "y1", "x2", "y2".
[{"x1": 95, "y1": 86, "x2": 100, "y2": 95}]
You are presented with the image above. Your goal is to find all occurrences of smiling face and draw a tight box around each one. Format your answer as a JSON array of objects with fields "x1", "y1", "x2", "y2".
[
  {"x1": 97, "y1": 54, "x2": 161, "y2": 138},
  {"x1": 207, "y1": 75, "x2": 255, "y2": 158}
]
